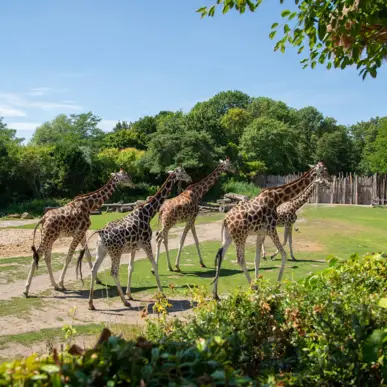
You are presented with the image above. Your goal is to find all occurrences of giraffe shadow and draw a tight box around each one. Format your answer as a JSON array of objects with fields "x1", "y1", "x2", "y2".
[
  {"x1": 91, "y1": 299, "x2": 195, "y2": 315},
  {"x1": 54, "y1": 283, "x2": 193, "y2": 302}
]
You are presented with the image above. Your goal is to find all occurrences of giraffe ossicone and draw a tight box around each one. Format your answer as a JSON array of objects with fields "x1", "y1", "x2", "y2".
[
  {"x1": 77, "y1": 165, "x2": 192, "y2": 311},
  {"x1": 154, "y1": 158, "x2": 235, "y2": 274},
  {"x1": 23, "y1": 169, "x2": 134, "y2": 297}
]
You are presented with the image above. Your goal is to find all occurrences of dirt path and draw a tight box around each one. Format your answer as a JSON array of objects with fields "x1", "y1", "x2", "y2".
[{"x1": 0, "y1": 219, "x2": 37, "y2": 229}]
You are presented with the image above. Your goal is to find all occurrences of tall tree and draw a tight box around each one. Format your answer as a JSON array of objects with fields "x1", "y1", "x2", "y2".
[
  {"x1": 31, "y1": 112, "x2": 104, "y2": 146},
  {"x1": 240, "y1": 117, "x2": 300, "y2": 174}
]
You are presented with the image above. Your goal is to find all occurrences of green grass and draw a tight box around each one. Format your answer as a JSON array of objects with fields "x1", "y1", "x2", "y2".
[
  {"x1": 71, "y1": 205, "x2": 387, "y2": 302},
  {"x1": 0, "y1": 297, "x2": 47, "y2": 318},
  {"x1": 0, "y1": 324, "x2": 103, "y2": 350},
  {"x1": 15, "y1": 211, "x2": 224, "y2": 230},
  {"x1": 0, "y1": 253, "x2": 67, "y2": 284}
]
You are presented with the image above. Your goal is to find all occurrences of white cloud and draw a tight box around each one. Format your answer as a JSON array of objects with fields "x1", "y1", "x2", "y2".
[
  {"x1": 0, "y1": 91, "x2": 82, "y2": 112},
  {"x1": 8, "y1": 122, "x2": 41, "y2": 131},
  {"x1": 0, "y1": 106, "x2": 26, "y2": 117},
  {"x1": 25, "y1": 87, "x2": 53, "y2": 97},
  {"x1": 99, "y1": 119, "x2": 119, "y2": 131}
]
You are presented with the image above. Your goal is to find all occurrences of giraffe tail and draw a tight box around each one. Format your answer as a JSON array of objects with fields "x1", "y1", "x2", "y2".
[
  {"x1": 76, "y1": 231, "x2": 97, "y2": 284},
  {"x1": 211, "y1": 247, "x2": 224, "y2": 285},
  {"x1": 76, "y1": 248, "x2": 86, "y2": 284},
  {"x1": 31, "y1": 218, "x2": 44, "y2": 269}
]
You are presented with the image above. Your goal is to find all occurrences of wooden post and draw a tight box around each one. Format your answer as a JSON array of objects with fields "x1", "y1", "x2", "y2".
[
  {"x1": 343, "y1": 173, "x2": 346, "y2": 204},
  {"x1": 355, "y1": 174, "x2": 358, "y2": 205},
  {"x1": 349, "y1": 173, "x2": 353, "y2": 205},
  {"x1": 330, "y1": 175, "x2": 335, "y2": 204}
]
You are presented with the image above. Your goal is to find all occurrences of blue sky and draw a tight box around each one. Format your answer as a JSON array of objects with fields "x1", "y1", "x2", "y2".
[{"x1": 1, "y1": 0, "x2": 386, "y2": 141}]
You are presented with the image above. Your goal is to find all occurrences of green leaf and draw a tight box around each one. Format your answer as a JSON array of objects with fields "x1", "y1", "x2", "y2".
[
  {"x1": 208, "y1": 6, "x2": 216, "y2": 17},
  {"x1": 379, "y1": 298, "x2": 387, "y2": 308},
  {"x1": 271, "y1": 22, "x2": 279, "y2": 29},
  {"x1": 297, "y1": 46, "x2": 304, "y2": 54},
  {"x1": 327, "y1": 62, "x2": 332, "y2": 69},
  {"x1": 269, "y1": 31, "x2": 277, "y2": 39},
  {"x1": 284, "y1": 24, "x2": 291, "y2": 34},
  {"x1": 289, "y1": 12, "x2": 297, "y2": 20},
  {"x1": 40, "y1": 365, "x2": 60, "y2": 374},
  {"x1": 370, "y1": 67, "x2": 377, "y2": 78},
  {"x1": 311, "y1": 60, "x2": 316, "y2": 69},
  {"x1": 281, "y1": 9, "x2": 291, "y2": 17}
]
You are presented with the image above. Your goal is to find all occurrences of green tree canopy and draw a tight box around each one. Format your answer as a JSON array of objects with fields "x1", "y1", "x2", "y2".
[
  {"x1": 31, "y1": 112, "x2": 104, "y2": 146},
  {"x1": 240, "y1": 117, "x2": 299, "y2": 174},
  {"x1": 197, "y1": 0, "x2": 387, "y2": 78}
]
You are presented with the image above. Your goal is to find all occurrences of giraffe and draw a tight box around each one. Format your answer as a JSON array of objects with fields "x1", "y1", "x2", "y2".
[
  {"x1": 261, "y1": 175, "x2": 331, "y2": 261},
  {"x1": 76, "y1": 166, "x2": 192, "y2": 311},
  {"x1": 23, "y1": 169, "x2": 133, "y2": 297},
  {"x1": 155, "y1": 158, "x2": 234, "y2": 273},
  {"x1": 211, "y1": 161, "x2": 331, "y2": 300}
]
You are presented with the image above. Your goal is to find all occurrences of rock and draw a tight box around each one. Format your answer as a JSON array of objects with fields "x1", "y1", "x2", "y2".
[
  {"x1": 135, "y1": 200, "x2": 146, "y2": 206},
  {"x1": 21, "y1": 212, "x2": 33, "y2": 219},
  {"x1": 8, "y1": 213, "x2": 21, "y2": 219}
]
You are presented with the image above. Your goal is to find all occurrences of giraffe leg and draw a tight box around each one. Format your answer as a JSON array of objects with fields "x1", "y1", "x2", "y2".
[
  {"x1": 255, "y1": 234, "x2": 266, "y2": 280},
  {"x1": 126, "y1": 250, "x2": 136, "y2": 300},
  {"x1": 236, "y1": 239, "x2": 251, "y2": 285},
  {"x1": 24, "y1": 246, "x2": 43, "y2": 297},
  {"x1": 270, "y1": 225, "x2": 289, "y2": 261},
  {"x1": 174, "y1": 222, "x2": 192, "y2": 272},
  {"x1": 88, "y1": 243, "x2": 108, "y2": 310},
  {"x1": 268, "y1": 227, "x2": 288, "y2": 282},
  {"x1": 58, "y1": 236, "x2": 82, "y2": 290},
  {"x1": 288, "y1": 225, "x2": 297, "y2": 261},
  {"x1": 44, "y1": 243, "x2": 61, "y2": 291},
  {"x1": 153, "y1": 229, "x2": 173, "y2": 274},
  {"x1": 261, "y1": 237, "x2": 267, "y2": 261},
  {"x1": 141, "y1": 240, "x2": 164, "y2": 295},
  {"x1": 191, "y1": 223, "x2": 206, "y2": 268},
  {"x1": 212, "y1": 226, "x2": 232, "y2": 300},
  {"x1": 80, "y1": 235, "x2": 102, "y2": 285}
]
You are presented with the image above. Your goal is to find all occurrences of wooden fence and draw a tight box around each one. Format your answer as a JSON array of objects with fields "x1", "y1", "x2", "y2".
[{"x1": 253, "y1": 173, "x2": 387, "y2": 205}]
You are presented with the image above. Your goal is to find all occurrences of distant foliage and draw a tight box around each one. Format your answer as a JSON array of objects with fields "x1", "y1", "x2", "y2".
[{"x1": 0, "y1": 89, "x2": 386, "y2": 213}]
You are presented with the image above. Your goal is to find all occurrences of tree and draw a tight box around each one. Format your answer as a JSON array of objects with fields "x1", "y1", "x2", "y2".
[
  {"x1": 315, "y1": 128, "x2": 353, "y2": 174},
  {"x1": 0, "y1": 118, "x2": 24, "y2": 205},
  {"x1": 31, "y1": 112, "x2": 104, "y2": 146},
  {"x1": 103, "y1": 129, "x2": 145, "y2": 150},
  {"x1": 15, "y1": 145, "x2": 54, "y2": 198},
  {"x1": 239, "y1": 117, "x2": 299, "y2": 174},
  {"x1": 197, "y1": 0, "x2": 387, "y2": 78},
  {"x1": 361, "y1": 118, "x2": 387, "y2": 174},
  {"x1": 187, "y1": 90, "x2": 251, "y2": 145},
  {"x1": 247, "y1": 97, "x2": 295, "y2": 124},
  {"x1": 220, "y1": 107, "x2": 253, "y2": 144},
  {"x1": 143, "y1": 112, "x2": 217, "y2": 180},
  {"x1": 112, "y1": 121, "x2": 131, "y2": 132}
]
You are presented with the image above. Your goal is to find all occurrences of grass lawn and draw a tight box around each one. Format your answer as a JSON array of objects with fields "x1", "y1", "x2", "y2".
[
  {"x1": 70, "y1": 204, "x2": 387, "y2": 301},
  {"x1": 15, "y1": 211, "x2": 225, "y2": 230}
]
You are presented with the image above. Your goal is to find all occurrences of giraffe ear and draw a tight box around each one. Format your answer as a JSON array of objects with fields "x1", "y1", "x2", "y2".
[
  {"x1": 308, "y1": 164, "x2": 315, "y2": 168},
  {"x1": 219, "y1": 159, "x2": 224, "y2": 163},
  {"x1": 167, "y1": 170, "x2": 174, "y2": 174}
]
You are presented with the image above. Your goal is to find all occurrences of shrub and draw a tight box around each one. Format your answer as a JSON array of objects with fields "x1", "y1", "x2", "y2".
[{"x1": 222, "y1": 178, "x2": 261, "y2": 198}]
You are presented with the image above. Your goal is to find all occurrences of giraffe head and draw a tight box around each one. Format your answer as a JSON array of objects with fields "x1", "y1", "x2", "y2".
[
  {"x1": 219, "y1": 156, "x2": 236, "y2": 173},
  {"x1": 168, "y1": 165, "x2": 192, "y2": 184},
  {"x1": 309, "y1": 161, "x2": 331, "y2": 183},
  {"x1": 110, "y1": 168, "x2": 134, "y2": 188},
  {"x1": 315, "y1": 175, "x2": 332, "y2": 189}
]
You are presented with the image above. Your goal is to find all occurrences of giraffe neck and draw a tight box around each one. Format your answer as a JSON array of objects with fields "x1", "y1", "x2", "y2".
[
  {"x1": 72, "y1": 176, "x2": 119, "y2": 211},
  {"x1": 187, "y1": 164, "x2": 225, "y2": 199},
  {"x1": 269, "y1": 168, "x2": 317, "y2": 206},
  {"x1": 287, "y1": 180, "x2": 319, "y2": 212},
  {"x1": 140, "y1": 173, "x2": 176, "y2": 221}
]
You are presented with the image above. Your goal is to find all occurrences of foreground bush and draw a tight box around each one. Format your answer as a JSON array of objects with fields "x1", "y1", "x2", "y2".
[{"x1": 0, "y1": 253, "x2": 386, "y2": 386}]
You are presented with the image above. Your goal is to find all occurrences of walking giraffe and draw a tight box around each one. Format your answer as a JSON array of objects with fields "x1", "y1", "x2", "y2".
[
  {"x1": 155, "y1": 158, "x2": 234, "y2": 272},
  {"x1": 76, "y1": 166, "x2": 191, "y2": 310},
  {"x1": 261, "y1": 175, "x2": 331, "y2": 261},
  {"x1": 23, "y1": 169, "x2": 133, "y2": 297},
  {"x1": 211, "y1": 162, "x2": 331, "y2": 300}
]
